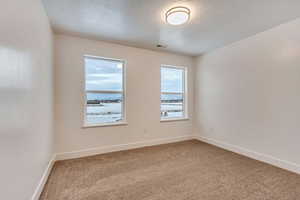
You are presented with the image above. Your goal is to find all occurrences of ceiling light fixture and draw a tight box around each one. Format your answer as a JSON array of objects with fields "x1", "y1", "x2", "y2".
[{"x1": 166, "y1": 6, "x2": 190, "y2": 25}]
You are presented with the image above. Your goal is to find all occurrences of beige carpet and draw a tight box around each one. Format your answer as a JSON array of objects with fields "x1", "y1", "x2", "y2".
[{"x1": 40, "y1": 140, "x2": 300, "y2": 200}]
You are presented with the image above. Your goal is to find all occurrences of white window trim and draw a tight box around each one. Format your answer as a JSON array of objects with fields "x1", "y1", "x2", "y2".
[
  {"x1": 83, "y1": 55, "x2": 127, "y2": 128},
  {"x1": 160, "y1": 65, "x2": 188, "y2": 122}
]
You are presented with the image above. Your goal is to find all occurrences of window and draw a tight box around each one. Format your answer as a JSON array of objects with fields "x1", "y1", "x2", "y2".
[
  {"x1": 161, "y1": 65, "x2": 187, "y2": 120},
  {"x1": 84, "y1": 56, "x2": 125, "y2": 126}
]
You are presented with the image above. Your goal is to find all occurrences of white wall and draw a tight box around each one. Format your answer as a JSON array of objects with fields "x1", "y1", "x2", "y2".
[
  {"x1": 194, "y1": 18, "x2": 300, "y2": 166},
  {"x1": 0, "y1": 0, "x2": 54, "y2": 199},
  {"x1": 54, "y1": 34, "x2": 194, "y2": 154}
]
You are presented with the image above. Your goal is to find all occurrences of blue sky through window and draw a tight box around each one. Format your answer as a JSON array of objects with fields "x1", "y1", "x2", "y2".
[
  {"x1": 161, "y1": 67, "x2": 183, "y2": 93},
  {"x1": 161, "y1": 67, "x2": 185, "y2": 119},
  {"x1": 85, "y1": 57, "x2": 123, "y2": 91}
]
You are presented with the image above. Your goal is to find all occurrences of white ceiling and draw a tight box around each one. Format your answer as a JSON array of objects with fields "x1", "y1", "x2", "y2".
[{"x1": 42, "y1": 0, "x2": 300, "y2": 56}]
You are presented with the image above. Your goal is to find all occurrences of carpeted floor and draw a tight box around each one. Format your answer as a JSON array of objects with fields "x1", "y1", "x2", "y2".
[{"x1": 40, "y1": 140, "x2": 300, "y2": 200}]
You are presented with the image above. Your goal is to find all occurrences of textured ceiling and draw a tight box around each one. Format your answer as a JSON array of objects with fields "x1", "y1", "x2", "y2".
[{"x1": 42, "y1": 0, "x2": 300, "y2": 56}]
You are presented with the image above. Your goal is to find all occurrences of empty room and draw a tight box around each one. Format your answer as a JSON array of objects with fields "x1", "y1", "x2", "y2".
[{"x1": 2, "y1": 0, "x2": 300, "y2": 199}]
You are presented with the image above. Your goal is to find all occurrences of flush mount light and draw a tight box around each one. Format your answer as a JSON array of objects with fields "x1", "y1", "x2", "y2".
[{"x1": 166, "y1": 6, "x2": 190, "y2": 25}]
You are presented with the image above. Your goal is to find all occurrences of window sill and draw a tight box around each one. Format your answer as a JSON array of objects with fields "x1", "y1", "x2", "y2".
[
  {"x1": 82, "y1": 122, "x2": 128, "y2": 128},
  {"x1": 160, "y1": 118, "x2": 189, "y2": 122}
]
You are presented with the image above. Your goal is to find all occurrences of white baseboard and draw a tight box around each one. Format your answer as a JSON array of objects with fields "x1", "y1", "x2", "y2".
[
  {"x1": 55, "y1": 135, "x2": 194, "y2": 161},
  {"x1": 31, "y1": 155, "x2": 56, "y2": 200},
  {"x1": 193, "y1": 135, "x2": 300, "y2": 175}
]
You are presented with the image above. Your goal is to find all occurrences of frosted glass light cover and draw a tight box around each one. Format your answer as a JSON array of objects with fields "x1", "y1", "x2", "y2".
[{"x1": 166, "y1": 7, "x2": 190, "y2": 25}]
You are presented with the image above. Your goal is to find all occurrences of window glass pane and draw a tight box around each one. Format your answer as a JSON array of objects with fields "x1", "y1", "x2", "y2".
[
  {"x1": 86, "y1": 93, "x2": 123, "y2": 124},
  {"x1": 161, "y1": 94, "x2": 183, "y2": 119},
  {"x1": 85, "y1": 57, "x2": 123, "y2": 91},
  {"x1": 161, "y1": 67, "x2": 183, "y2": 93}
]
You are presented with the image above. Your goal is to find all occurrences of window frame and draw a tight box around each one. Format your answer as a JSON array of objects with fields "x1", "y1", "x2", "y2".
[
  {"x1": 83, "y1": 55, "x2": 127, "y2": 128},
  {"x1": 160, "y1": 65, "x2": 188, "y2": 122}
]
